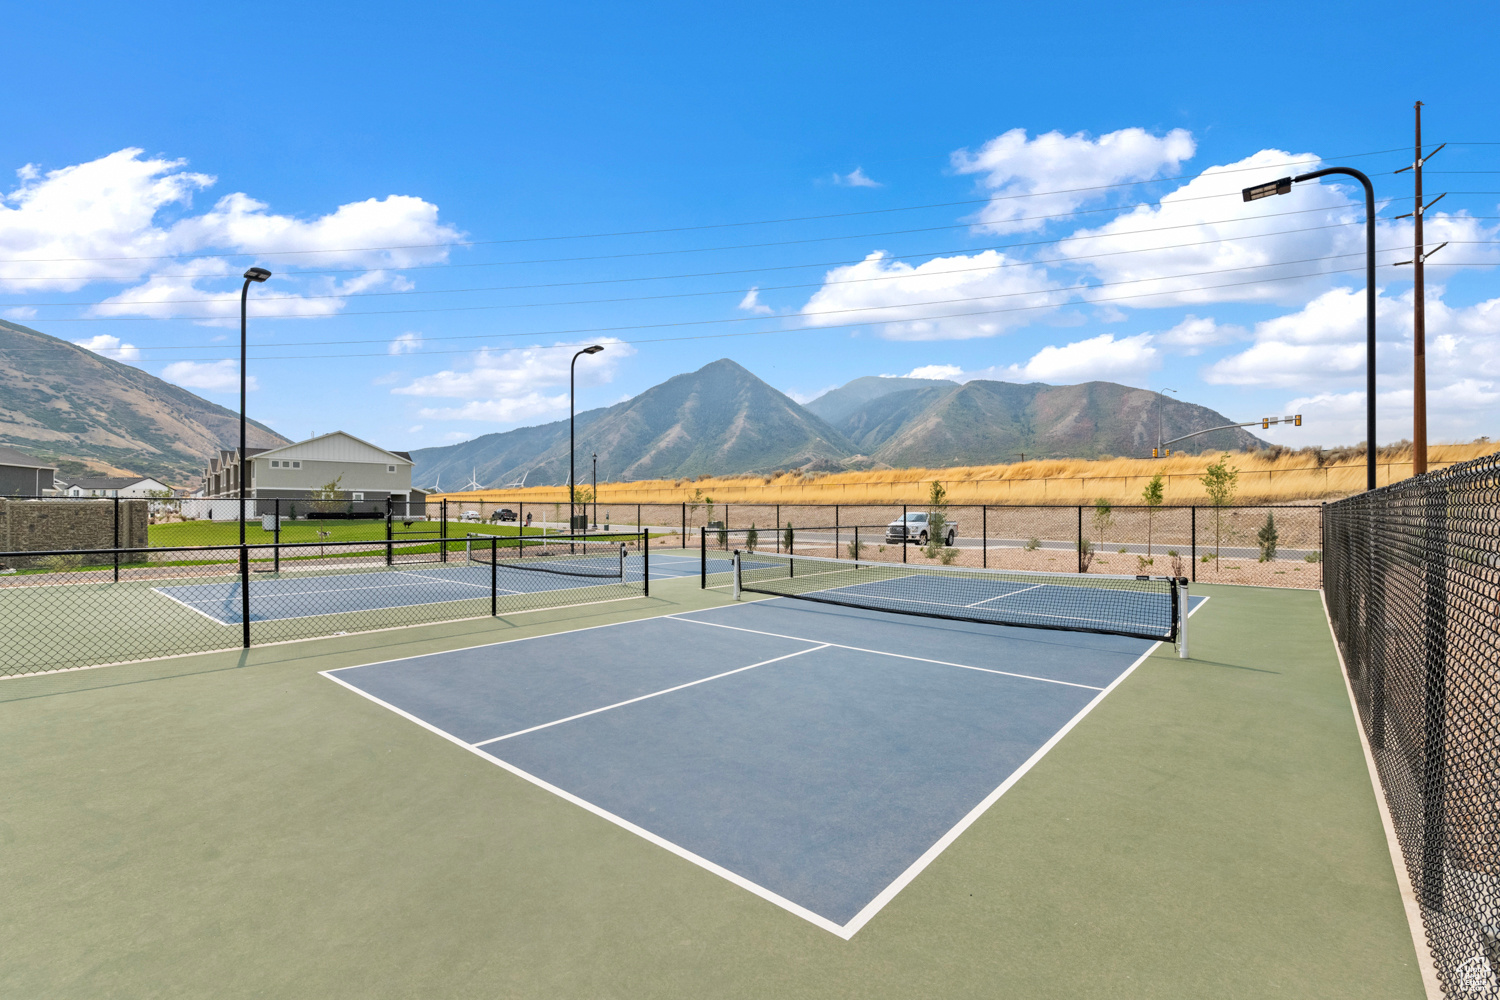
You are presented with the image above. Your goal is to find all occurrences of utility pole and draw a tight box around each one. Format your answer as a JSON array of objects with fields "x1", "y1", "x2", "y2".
[{"x1": 1395, "y1": 101, "x2": 1447, "y2": 476}]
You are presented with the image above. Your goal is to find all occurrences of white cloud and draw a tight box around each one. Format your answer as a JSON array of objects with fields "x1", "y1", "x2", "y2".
[
  {"x1": 799, "y1": 250, "x2": 1067, "y2": 340},
  {"x1": 1155, "y1": 315, "x2": 1246, "y2": 355},
  {"x1": 393, "y1": 338, "x2": 635, "y2": 423},
  {"x1": 895, "y1": 364, "x2": 964, "y2": 380},
  {"x1": 161, "y1": 359, "x2": 257, "y2": 392},
  {"x1": 389, "y1": 331, "x2": 423, "y2": 355},
  {"x1": 999, "y1": 332, "x2": 1159, "y2": 384},
  {"x1": 832, "y1": 167, "x2": 882, "y2": 188},
  {"x1": 4, "y1": 306, "x2": 37, "y2": 320},
  {"x1": 737, "y1": 287, "x2": 773, "y2": 315},
  {"x1": 72, "y1": 333, "x2": 140, "y2": 362},
  {"x1": 407, "y1": 425, "x2": 423, "y2": 434},
  {"x1": 0, "y1": 147, "x2": 460, "y2": 322},
  {"x1": 951, "y1": 127, "x2": 1195, "y2": 234}
]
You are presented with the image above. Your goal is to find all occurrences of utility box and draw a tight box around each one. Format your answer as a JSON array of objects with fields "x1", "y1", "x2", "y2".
[
  {"x1": 261, "y1": 514, "x2": 281, "y2": 532},
  {"x1": 571, "y1": 515, "x2": 589, "y2": 529}
]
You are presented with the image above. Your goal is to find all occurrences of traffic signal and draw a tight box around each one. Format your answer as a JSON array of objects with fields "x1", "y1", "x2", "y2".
[
  {"x1": 1294, "y1": 414, "x2": 1302, "y2": 426},
  {"x1": 1262, "y1": 417, "x2": 1270, "y2": 429},
  {"x1": 1152, "y1": 447, "x2": 1159, "y2": 458}
]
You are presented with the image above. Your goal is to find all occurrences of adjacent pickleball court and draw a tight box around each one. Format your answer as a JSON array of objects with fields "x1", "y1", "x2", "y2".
[{"x1": 326, "y1": 590, "x2": 1206, "y2": 936}]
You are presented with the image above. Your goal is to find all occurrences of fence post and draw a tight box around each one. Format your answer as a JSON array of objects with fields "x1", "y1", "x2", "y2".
[
  {"x1": 775, "y1": 505, "x2": 781, "y2": 554},
  {"x1": 681, "y1": 502, "x2": 686, "y2": 548},
  {"x1": 637, "y1": 504, "x2": 641, "y2": 544},
  {"x1": 982, "y1": 505, "x2": 987, "y2": 568},
  {"x1": 491, "y1": 536, "x2": 498, "y2": 617},
  {"x1": 642, "y1": 529, "x2": 649, "y2": 597},
  {"x1": 113, "y1": 496, "x2": 120, "y2": 583},
  {"x1": 700, "y1": 526, "x2": 706, "y2": 588},
  {"x1": 902, "y1": 505, "x2": 908, "y2": 564},
  {"x1": 240, "y1": 542, "x2": 251, "y2": 649},
  {"x1": 274, "y1": 498, "x2": 281, "y2": 573},
  {"x1": 385, "y1": 499, "x2": 393, "y2": 567},
  {"x1": 441, "y1": 498, "x2": 448, "y2": 563},
  {"x1": 1077, "y1": 505, "x2": 1083, "y2": 573},
  {"x1": 853, "y1": 525, "x2": 859, "y2": 564},
  {"x1": 1191, "y1": 506, "x2": 1197, "y2": 582},
  {"x1": 834, "y1": 505, "x2": 839, "y2": 562}
]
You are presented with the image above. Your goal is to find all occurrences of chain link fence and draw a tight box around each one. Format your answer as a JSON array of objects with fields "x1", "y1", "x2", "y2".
[
  {"x1": 1325, "y1": 451, "x2": 1500, "y2": 998},
  {"x1": 0, "y1": 532, "x2": 648, "y2": 678}
]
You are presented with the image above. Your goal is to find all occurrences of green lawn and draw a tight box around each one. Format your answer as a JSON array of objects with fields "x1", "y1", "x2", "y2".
[{"x1": 147, "y1": 518, "x2": 554, "y2": 548}]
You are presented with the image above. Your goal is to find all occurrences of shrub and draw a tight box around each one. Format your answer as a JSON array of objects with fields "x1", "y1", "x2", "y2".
[
  {"x1": 1305, "y1": 551, "x2": 1322, "y2": 563},
  {"x1": 939, "y1": 546, "x2": 959, "y2": 565},
  {"x1": 1256, "y1": 511, "x2": 1278, "y2": 562},
  {"x1": 746, "y1": 523, "x2": 759, "y2": 553},
  {"x1": 1078, "y1": 537, "x2": 1095, "y2": 572},
  {"x1": 1024, "y1": 536, "x2": 1041, "y2": 551}
]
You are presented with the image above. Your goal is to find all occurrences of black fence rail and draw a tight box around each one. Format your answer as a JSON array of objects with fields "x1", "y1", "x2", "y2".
[
  {"x1": 694, "y1": 504, "x2": 1322, "y2": 591},
  {"x1": 1325, "y1": 451, "x2": 1500, "y2": 997},
  {"x1": 0, "y1": 533, "x2": 649, "y2": 678}
]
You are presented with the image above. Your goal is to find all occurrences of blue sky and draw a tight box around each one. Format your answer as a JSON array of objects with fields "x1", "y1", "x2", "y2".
[{"x1": 4, "y1": 1, "x2": 1499, "y2": 463}]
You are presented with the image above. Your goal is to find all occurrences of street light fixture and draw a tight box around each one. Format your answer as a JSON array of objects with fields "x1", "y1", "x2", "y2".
[
  {"x1": 238, "y1": 266, "x2": 270, "y2": 649},
  {"x1": 1155, "y1": 388, "x2": 1177, "y2": 458},
  {"x1": 570, "y1": 345, "x2": 604, "y2": 529},
  {"x1": 1243, "y1": 167, "x2": 1378, "y2": 490}
]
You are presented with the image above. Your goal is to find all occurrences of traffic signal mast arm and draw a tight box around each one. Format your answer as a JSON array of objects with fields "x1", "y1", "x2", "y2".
[{"x1": 1158, "y1": 415, "x2": 1302, "y2": 454}]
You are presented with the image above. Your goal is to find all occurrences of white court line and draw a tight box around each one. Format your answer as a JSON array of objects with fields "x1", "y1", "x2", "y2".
[
  {"x1": 150, "y1": 585, "x2": 240, "y2": 624},
  {"x1": 395, "y1": 570, "x2": 496, "y2": 591},
  {"x1": 666, "y1": 615, "x2": 1105, "y2": 691},
  {"x1": 319, "y1": 668, "x2": 849, "y2": 936},
  {"x1": 964, "y1": 582, "x2": 1046, "y2": 607},
  {"x1": 472, "y1": 644, "x2": 829, "y2": 746}
]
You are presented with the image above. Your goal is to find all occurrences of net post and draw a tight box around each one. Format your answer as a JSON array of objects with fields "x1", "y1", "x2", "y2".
[
  {"x1": 732, "y1": 549, "x2": 742, "y2": 600},
  {"x1": 491, "y1": 536, "x2": 498, "y2": 617},
  {"x1": 641, "y1": 533, "x2": 649, "y2": 597},
  {"x1": 240, "y1": 542, "x2": 251, "y2": 649},
  {"x1": 273, "y1": 497, "x2": 281, "y2": 574},
  {"x1": 1176, "y1": 577, "x2": 1188, "y2": 658},
  {"x1": 700, "y1": 526, "x2": 707, "y2": 588}
]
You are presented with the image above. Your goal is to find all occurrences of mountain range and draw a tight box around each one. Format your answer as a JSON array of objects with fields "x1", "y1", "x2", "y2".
[
  {"x1": 0, "y1": 320, "x2": 289, "y2": 485},
  {"x1": 411, "y1": 359, "x2": 1266, "y2": 488}
]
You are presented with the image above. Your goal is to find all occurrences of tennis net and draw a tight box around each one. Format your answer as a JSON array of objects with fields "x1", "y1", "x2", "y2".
[
  {"x1": 734, "y1": 550, "x2": 1181, "y2": 642},
  {"x1": 466, "y1": 533, "x2": 628, "y2": 580}
]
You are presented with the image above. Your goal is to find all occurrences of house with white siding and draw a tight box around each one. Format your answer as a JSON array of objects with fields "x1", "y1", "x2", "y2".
[{"x1": 201, "y1": 431, "x2": 413, "y2": 510}]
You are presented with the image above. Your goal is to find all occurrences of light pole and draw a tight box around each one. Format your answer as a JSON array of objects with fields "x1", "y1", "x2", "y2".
[
  {"x1": 1156, "y1": 388, "x2": 1177, "y2": 457},
  {"x1": 570, "y1": 345, "x2": 604, "y2": 529},
  {"x1": 238, "y1": 266, "x2": 270, "y2": 650},
  {"x1": 591, "y1": 452, "x2": 598, "y2": 529},
  {"x1": 1244, "y1": 167, "x2": 1377, "y2": 491}
]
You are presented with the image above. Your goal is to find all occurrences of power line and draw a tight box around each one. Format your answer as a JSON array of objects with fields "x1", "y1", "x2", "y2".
[
  {"x1": 40, "y1": 261, "x2": 1410, "y2": 363},
  {"x1": 1, "y1": 216, "x2": 1404, "y2": 310},
  {"x1": 0, "y1": 147, "x2": 1422, "y2": 265},
  {"x1": 23, "y1": 246, "x2": 1440, "y2": 354}
]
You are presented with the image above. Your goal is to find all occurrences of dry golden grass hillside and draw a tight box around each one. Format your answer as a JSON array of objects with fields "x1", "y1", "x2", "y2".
[{"x1": 432, "y1": 440, "x2": 1495, "y2": 507}]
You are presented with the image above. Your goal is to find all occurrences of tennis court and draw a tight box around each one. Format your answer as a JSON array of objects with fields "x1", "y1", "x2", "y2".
[
  {"x1": 326, "y1": 589, "x2": 1206, "y2": 935},
  {"x1": 1, "y1": 544, "x2": 1431, "y2": 997}
]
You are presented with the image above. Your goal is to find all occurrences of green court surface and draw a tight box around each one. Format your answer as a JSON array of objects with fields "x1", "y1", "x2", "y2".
[{"x1": 1, "y1": 580, "x2": 1425, "y2": 999}]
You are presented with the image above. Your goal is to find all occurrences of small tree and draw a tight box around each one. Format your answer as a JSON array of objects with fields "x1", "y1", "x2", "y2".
[
  {"x1": 686, "y1": 487, "x2": 705, "y2": 531},
  {"x1": 704, "y1": 495, "x2": 717, "y2": 527},
  {"x1": 782, "y1": 522, "x2": 794, "y2": 553},
  {"x1": 1200, "y1": 454, "x2": 1240, "y2": 572},
  {"x1": 311, "y1": 475, "x2": 346, "y2": 514},
  {"x1": 1141, "y1": 472, "x2": 1165, "y2": 556},
  {"x1": 1257, "y1": 511, "x2": 1279, "y2": 562},
  {"x1": 924, "y1": 480, "x2": 950, "y2": 560},
  {"x1": 746, "y1": 523, "x2": 759, "y2": 553},
  {"x1": 1092, "y1": 498, "x2": 1114, "y2": 551},
  {"x1": 1078, "y1": 537, "x2": 1095, "y2": 572}
]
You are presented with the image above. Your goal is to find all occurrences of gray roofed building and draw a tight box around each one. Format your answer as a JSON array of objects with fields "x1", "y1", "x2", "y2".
[{"x1": 0, "y1": 446, "x2": 59, "y2": 496}]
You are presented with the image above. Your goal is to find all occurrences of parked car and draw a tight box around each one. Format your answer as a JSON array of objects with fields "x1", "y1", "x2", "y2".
[
  {"x1": 491, "y1": 508, "x2": 517, "y2": 522},
  {"x1": 885, "y1": 511, "x2": 957, "y2": 546},
  {"x1": 459, "y1": 510, "x2": 482, "y2": 523}
]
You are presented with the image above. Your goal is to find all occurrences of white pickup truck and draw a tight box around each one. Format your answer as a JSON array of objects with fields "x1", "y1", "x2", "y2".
[{"x1": 884, "y1": 511, "x2": 957, "y2": 546}]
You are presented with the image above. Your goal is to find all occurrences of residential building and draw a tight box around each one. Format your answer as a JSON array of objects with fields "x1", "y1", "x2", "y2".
[
  {"x1": 59, "y1": 476, "x2": 173, "y2": 498},
  {"x1": 0, "y1": 446, "x2": 58, "y2": 496},
  {"x1": 202, "y1": 431, "x2": 413, "y2": 509}
]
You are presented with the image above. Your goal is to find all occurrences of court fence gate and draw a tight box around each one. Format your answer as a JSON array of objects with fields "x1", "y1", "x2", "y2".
[{"x1": 1324, "y1": 450, "x2": 1500, "y2": 998}]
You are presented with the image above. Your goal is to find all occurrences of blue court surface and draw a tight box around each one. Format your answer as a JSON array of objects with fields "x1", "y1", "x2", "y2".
[
  {"x1": 324, "y1": 593, "x2": 1206, "y2": 937},
  {"x1": 150, "y1": 551, "x2": 729, "y2": 626}
]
